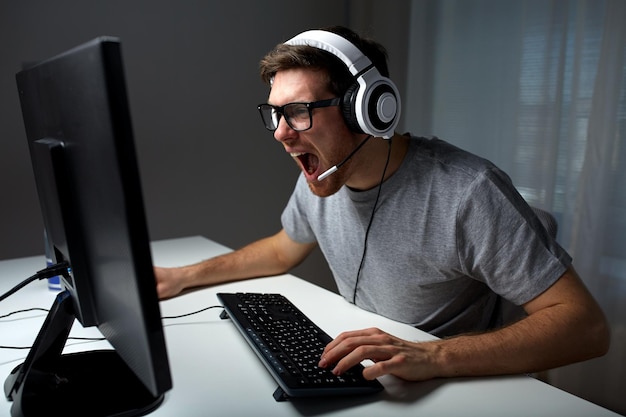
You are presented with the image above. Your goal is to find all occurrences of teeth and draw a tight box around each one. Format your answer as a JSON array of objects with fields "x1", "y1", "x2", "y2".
[{"x1": 290, "y1": 152, "x2": 304, "y2": 157}]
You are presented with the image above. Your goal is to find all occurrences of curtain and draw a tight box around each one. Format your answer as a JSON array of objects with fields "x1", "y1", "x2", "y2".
[{"x1": 406, "y1": 0, "x2": 626, "y2": 413}]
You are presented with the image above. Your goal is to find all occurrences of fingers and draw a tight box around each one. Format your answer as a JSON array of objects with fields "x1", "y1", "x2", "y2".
[
  {"x1": 321, "y1": 327, "x2": 381, "y2": 357},
  {"x1": 319, "y1": 328, "x2": 433, "y2": 381},
  {"x1": 319, "y1": 328, "x2": 396, "y2": 376},
  {"x1": 333, "y1": 344, "x2": 397, "y2": 379}
]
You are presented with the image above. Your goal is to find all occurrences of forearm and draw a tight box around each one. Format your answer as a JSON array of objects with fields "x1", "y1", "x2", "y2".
[
  {"x1": 178, "y1": 236, "x2": 294, "y2": 288},
  {"x1": 434, "y1": 306, "x2": 607, "y2": 378},
  {"x1": 157, "y1": 230, "x2": 316, "y2": 298}
]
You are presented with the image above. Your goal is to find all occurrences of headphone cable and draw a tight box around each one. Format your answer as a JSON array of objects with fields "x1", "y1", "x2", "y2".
[{"x1": 352, "y1": 137, "x2": 393, "y2": 304}]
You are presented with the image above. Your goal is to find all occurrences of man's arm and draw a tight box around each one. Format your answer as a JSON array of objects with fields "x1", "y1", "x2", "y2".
[
  {"x1": 155, "y1": 229, "x2": 316, "y2": 299},
  {"x1": 319, "y1": 265, "x2": 610, "y2": 381}
]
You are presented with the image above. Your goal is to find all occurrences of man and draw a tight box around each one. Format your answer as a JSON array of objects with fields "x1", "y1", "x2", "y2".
[{"x1": 155, "y1": 26, "x2": 609, "y2": 382}]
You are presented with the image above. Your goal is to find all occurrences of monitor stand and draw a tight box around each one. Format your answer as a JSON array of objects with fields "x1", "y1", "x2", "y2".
[{"x1": 4, "y1": 291, "x2": 164, "y2": 417}]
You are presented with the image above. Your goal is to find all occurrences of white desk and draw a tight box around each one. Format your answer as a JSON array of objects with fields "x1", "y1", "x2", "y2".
[{"x1": 0, "y1": 236, "x2": 620, "y2": 416}]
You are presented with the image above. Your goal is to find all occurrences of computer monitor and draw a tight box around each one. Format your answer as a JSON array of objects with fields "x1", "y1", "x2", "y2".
[{"x1": 4, "y1": 37, "x2": 172, "y2": 416}]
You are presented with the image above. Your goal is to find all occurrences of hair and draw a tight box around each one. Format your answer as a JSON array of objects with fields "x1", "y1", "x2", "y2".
[{"x1": 259, "y1": 26, "x2": 390, "y2": 97}]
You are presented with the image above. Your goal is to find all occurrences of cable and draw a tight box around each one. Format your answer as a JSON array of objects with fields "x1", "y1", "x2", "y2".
[
  {"x1": 352, "y1": 137, "x2": 393, "y2": 304},
  {"x1": 0, "y1": 308, "x2": 49, "y2": 320},
  {"x1": 0, "y1": 308, "x2": 49, "y2": 349},
  {"x1": 162, "y1": 305, "x2": 224, "y2": 320},
  {"x1": 0, "y1": 261, "x2": 71, "y2": 303},
  {"x1": 0, "y1": 304, "x2": 226, "y2": 350},
  {"x1": 0, "y1": 344, "x2": 31, "y2": 350},
  {"x1": 0, "y1": 275, "x2": 39, "y2": 303},
  {"x1": 68, "y1": 336, "x2": 105, "y2": 342},
  {"x1": 0, "y1": 307, "x2": 106, "y2": 350},
  {"x1": 0, "y1": 336, "x2": 107, "y2": 350}
]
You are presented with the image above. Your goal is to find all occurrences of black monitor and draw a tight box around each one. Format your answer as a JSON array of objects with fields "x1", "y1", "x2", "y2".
[{"x1": 4, "y1": 37, "x2": 172, "y2": 416}]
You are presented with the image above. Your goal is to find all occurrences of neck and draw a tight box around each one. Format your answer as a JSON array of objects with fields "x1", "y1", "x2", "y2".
[{"x1": 345, "y1": 133, "x2": 409, "y2": 191}]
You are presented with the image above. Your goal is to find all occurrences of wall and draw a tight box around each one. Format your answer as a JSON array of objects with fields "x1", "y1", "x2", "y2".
[{"x1": 0, "y1": 1, "x2": 411, "y2": 292}]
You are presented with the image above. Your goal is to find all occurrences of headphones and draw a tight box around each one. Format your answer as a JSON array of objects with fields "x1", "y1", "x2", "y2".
[{"x1": 285, "y1": 30, "x2": 401, "y2": 139}]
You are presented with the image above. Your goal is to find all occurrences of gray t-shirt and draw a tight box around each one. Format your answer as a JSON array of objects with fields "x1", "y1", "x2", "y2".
[{"x1": 281, "y1": 136, "x2": 571, "y2": 337}]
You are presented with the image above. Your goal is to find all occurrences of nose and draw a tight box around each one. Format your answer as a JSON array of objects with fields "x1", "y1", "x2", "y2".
[{"x1": 273, "y1": 116, "x2": 297, "y2": 143}]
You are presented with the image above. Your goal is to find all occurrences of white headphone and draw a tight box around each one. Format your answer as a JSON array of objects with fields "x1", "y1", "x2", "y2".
[{"x1": 285, "y1": 30, "x2": 401, "y2": 139}]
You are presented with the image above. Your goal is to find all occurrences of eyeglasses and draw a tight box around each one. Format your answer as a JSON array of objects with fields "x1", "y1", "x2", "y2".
[{"x1": 257, "y1": 98, "x2": 341, "y2": 132}]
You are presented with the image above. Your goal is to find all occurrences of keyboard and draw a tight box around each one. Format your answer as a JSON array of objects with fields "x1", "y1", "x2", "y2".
[{"x1": 217, "y1": 292, "x2": 384, "y2": 401}]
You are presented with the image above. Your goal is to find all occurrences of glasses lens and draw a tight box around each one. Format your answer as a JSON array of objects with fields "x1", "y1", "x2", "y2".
[
  {"x1": 259, "y1": 104, "x2": 280, "y2": 131},
  {"x1": 283, "y1": 103, "x2": 311, "y2": 131}
]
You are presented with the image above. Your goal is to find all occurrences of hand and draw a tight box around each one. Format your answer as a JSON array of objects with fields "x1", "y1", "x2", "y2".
[
  {"x1": 154, "y1": 266, "x2": 186, "y2": 300},
  {"x1": 318, "y1": 327, "x2": 440, "y2": 381}
]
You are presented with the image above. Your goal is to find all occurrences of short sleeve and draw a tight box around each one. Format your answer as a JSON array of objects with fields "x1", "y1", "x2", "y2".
[
  {"x1": 281, "y1": 174, "x2": 318, "y2": 244},
  {"x1": 456, "y1": 168, "x2": 572, "y2": 305}
]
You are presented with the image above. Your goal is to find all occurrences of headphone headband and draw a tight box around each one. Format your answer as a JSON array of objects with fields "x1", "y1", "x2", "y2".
[{"x1": 286, "y1": 30, "x2": 373, "y2": 77}]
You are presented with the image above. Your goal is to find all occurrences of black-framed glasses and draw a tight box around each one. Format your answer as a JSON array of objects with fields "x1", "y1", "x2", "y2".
[{"x1": 257, "y1": 98, "x2": 341, "y2": 132}]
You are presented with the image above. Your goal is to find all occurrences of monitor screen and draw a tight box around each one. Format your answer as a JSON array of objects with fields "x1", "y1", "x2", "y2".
[{"x1": 4, "y1": 37, "x2": 172, "y2": 416}]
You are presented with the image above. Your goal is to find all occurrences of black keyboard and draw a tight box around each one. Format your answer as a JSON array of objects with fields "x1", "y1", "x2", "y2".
[{"x1": 217, "y1": 292, "x2": 383, "y2": 401}]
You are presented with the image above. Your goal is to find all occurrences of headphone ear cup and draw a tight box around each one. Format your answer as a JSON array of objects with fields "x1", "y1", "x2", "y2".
[
  {"x1": 341, "y1": 82, "x2": 364, "y2": 134},
  {"x1": 366, "y1": 80, "x2": 399, "y2": 133}
]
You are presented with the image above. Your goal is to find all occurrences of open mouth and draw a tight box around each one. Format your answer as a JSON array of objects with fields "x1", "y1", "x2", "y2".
[{"x1": 291, "y1": 152, "x2": 320, "y2": 176}]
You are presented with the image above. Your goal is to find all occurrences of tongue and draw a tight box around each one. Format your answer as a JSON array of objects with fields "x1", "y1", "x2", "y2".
[{"x1": 302, "y1": 153, "x2": 319, "y2": 175}]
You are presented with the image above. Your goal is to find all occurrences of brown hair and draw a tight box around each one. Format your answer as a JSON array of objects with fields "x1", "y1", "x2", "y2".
[{"x1": 259, "y1": 26, "x2": 390, "y2": 97}]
